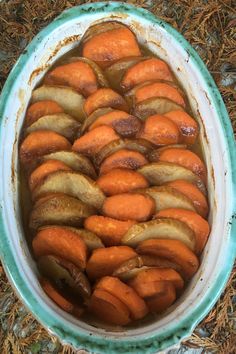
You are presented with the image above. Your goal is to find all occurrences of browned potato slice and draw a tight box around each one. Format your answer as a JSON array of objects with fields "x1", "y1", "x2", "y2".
[
  {"x1": 65, "y1": 57, "x2": 109, "y2": 88},
  {"x1": 82, "y1": 21, "x2": 125, "y2": 44},
  {"x1": 148, "y1": 144, "x2": 187, "y2": 161},
  {"x1": 31, "y1": 86, "x2": 86, "y2": 122},
  {"x1": 40, "y1": 226, "x2": 104, "y2": 251},
  {"x1": 29, "y1": 194, "x2": 95, "y2": 230},
  {"x1": 41, "y1": 151, "x2": 97, "y2": 179},
  {"x1": 113, "y1": 255, "x2": 182, "y2": 281},
  {"x1": 125, "y1": 80, "x2": 184, "y2": 107},
  {"x1": 136, "y1": 186, "x2": 196, "y2": 212},
  {"x1": 38, "y1": 255, "x2": 91, "y2": 299},
  {"x1": 95, "y1": 138, "x2": 155, "y2": 166},
  {"x1": 138, "y1": 162, "x2": 206, "y2": 195},
  {"x1": 32, "y1": 171, "x2": 105, "y2": 209},
  {"x1": 25, "y1": 113, "x2": 80, "y2": 140},
  {"x1": 121, "y1": 218, "x2": 196, "y2": 250},
  {"x1": 133, "y1": 97, "x2": 184, "y2": 121},
  {"x1": 81, "y1": 108, "x2": 114, "y2": 133},
  {"x1": 105, "y1": 56, "x2": 147, "y2": 91}
]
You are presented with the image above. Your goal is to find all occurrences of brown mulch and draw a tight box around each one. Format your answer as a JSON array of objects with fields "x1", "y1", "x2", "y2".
[{"x1": 0, "y1": 0, "x2": 235, "y2": 353}]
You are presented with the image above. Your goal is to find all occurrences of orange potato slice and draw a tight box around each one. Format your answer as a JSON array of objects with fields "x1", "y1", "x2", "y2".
[{"x1": 25, "y1": 100, "x2": 64, "y2": 126}]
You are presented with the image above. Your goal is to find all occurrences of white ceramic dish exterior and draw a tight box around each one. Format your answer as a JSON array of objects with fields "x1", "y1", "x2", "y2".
[{"x1": 0, "y1": 3, "x2": 235, "y2": 353}]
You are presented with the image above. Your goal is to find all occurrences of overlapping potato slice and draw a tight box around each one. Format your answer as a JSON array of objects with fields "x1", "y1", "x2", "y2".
[
  {"x1": 126, "y1": 80, "x2": 185, "y2": 108},
  {"x1": 31, "y1": 86, "x2": 86, "y2": 122},
  {"x1": 138, "y1": 114, "x2": 180, "y2": 145},
  {"x1": 41, "y1": 151, "x2": 97, "y2": 179},
  {"x1": 146, "y1": 282, "x2": 176, "y2": 313},
  {"x1": 32, "y1": 170, "x2": 105, "y2": 209},
  {"x1": 73, "y1": 125, "x2": 119, "y2": 157},
  {"x1": 113, "y1": 255, "x2": 183, "y2": 281},
  {"x1": 86, "y1": 246, "x2": 137, "y2": 280},
  {"x1": 66, "y1": 57, "x2": 109, "y2": 88},
  {"x1": 85, "y1": 216, "x2": 136, "y2": 246},
  {"x1": 29, "y1": 194, "x2": 95, "y2": 230},
  {"x1": 83, "y1": 88, "x2": 129, "y2": 116},
  {"x1": 25, "y1": 113, "x2": 81, "y2": 140},
  {"x1": 38, "y1": 255, "x2": 91, "y2": 299},
  {"x1": 89, "y1": 288, "x2": 131, "y2": 325},
  {"x1": 96, "y1": 276, "x2": 148, "y2": 320},
  {"x1": 40, "y1": 225, "x2": 104, "y2": 251},
  {"x1": 95, "y1": 138, "x2": 154, "y2": 166},
  {"x1": 135, "y1": 186, "x2": 196, "y2": 212},
  {"x1": 121, "y1": 218, "x2": 196, "y2": 250},
  {"x1": 133, "y1": 97, "x2": 184, "y2": 120},
  {"x1": 137, "y1": 239, "x2": 199, "y2": 279},
  {"x1": 121, "y1": 58, "x2": 174, "y2": 91},
  {"x1": 148, "y1": 144, "x2": 187, "y2": 161},
  {"x1": 20, "y1": 130, "x2": 71, "y2": 166},
  {"x1": 105, "y1": 56, "x2": 146, "y2": 91},
  {"x1": 82, "y1": 22, "x2": 141, "y2": 68},
  {"x1": 33, "y1": 226, "x2": 88, "y2": 269},
  {"x1": 41, "y1": 278, "x2": 84, "y2": 317},
  {"x1": 25, "y1": 100, "x2": 64, "y2": 126},
  {"x1": 138, "y1": 162, "x2": 206, "y2": 195}
]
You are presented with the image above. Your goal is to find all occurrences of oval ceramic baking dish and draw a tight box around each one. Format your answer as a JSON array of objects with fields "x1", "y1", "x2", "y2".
[{"x1": 0, "y1": 2, "x2": 235, "y2": 353}]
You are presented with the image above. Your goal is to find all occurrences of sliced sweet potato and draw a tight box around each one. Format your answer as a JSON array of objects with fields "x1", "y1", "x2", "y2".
[
  {"x1": 29, "y1": 194, "x2": 96, "y2": 230},
  {"x1": 121, "y1": 58, "x2": 174, "y2": 91},
  {"x1": 84, "y1": 215, "x2": 136, "y2": 246},
  {"x1": 44, "y1": 61, "x2": 98, "y2": 96},
  {"x1": 128, "y1": 268, "x2": 184, "y2": 291},
  {"x1": 132, "y1": 82, "x2": 186, "y2": 107},
  {"x1": 31, "y1": 86, "x2": 86, "y2": 122},
  {"x1": 138, "y1": 162, "x2": 206, "y2": 195},
  {"x1": 81, "y1": 107, "x2": 114, "y2": 133},
  {"x1": 102, "y1": 193, "x2": 155, "y2": 222},
  {"x1": 41, "y1": 278, "x2": 84, "y2": 317},
  {"x1": 89, "y1": 288, "x2": 131, "y2": 325},
  {"x1": 97, "y1": 168, "x2": 149, "y2": 195},
  {"x1": 146, "y1": 282, "x2": 176, "y2": 313},
  {"x1": 33, "y1": 226, "x2": 88, "y2": 269},
  {"x1": 133, "y1": 97, "x2": 184, "y2": 121},
  {"x1": 82, "y1": 24, "x2": 141, "y2": 68},
  {"x1": 96, "y1": 276, "x2": 148, "y2": 320},
  {"x1": 136, "y1": 186, "x2": 195, "y2": 212},
  {"x1": 26, "y1": 113, "x2": 81, "y2": 140},
  {"x1": 113, "y1": 255, "x2": 183, "y2": 280},
  {"x1": 105, "y1": 56, "x2": 146, "y2": 91},
  {"x1": 38, "y1": 255, "x2": 91, "y2": 299},
  {"x1": 32, "y1": 170, "x2": 105, "y2": 209},
  {"x1": 157, "y1": 148, "x2": 207, "y2": 183},
  {"x1": 155, "y1": 208, "x2": 210, "y2": 254},
  {"x1": 72, "y1": 125, "x2": 119, "y2": 157},
  {"x1": 148, "y1": 144, "x2": 187, "y2": 162},
  {"x1": 137, "y1": 239, "x2": 199, "y2": 279},
  {"x1": 25, "y1": 100, "x2": 64, "y2": 126},
  {"x1": 95, "y1": 138, "x2": 154, "y2": 166},
  {"x1": 138, "y1": 114, "x2": 180, "y2": 145},
  {"x1": 164, "y1": 110, "x2": 199, "y2": 145},
  {"x1": 40, "y1": 225, "x2": 104, "y2": 251},
  {"x1": 129, "y1": 278, "x2": 174, "y2": 299},
  {"x1": 86, "y1": 246, "x2": 137, "y2": 280},
  {"x1": 65, "y1": 57, "x2": 109, "y2": 88},
  {"x1": 20, "y1": 131, "x2": 71, "y2": 166},
  {"x1": 82, "y1": 21, "x2": 126, "y2": 44},
  {"x1": 121, "y1": 218, "x2": 195, "y2": 250},
  {"x1": 88, "y1": 110, "x2": 142, "y2": 138},
  {"x1": 100, "y1": 149, "x2": 148, "y2": 175},
  {"x1": 29, "y1": 160, "x2": 71, "y2": 191},
  {"x1": 84, "y1": 88, "x2": 129, "y2": 116},
  {"x1": 166, "y1": 179, "x2": 209, "y2": 218},
  {"x1": 42, "y1": 151, "x2": 97, "y2": 179}
]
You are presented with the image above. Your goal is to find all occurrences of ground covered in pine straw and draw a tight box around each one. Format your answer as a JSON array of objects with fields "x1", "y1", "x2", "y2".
[{"x1": 0, "y1": 1, "x2": 235, "y2": 353}]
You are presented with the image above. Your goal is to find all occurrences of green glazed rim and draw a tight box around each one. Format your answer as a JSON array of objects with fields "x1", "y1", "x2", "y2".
[{"x1": 0, "y1": 2, "x2": 235, "y2": 353}]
